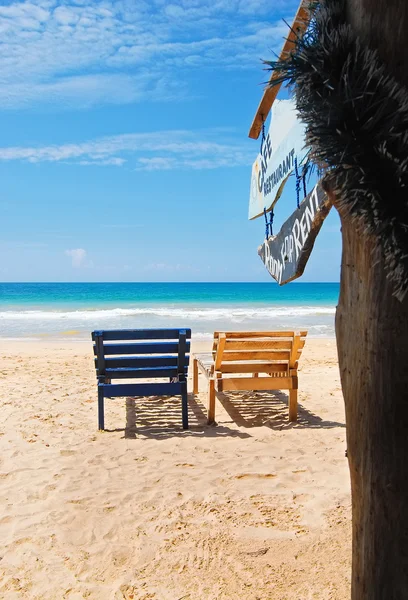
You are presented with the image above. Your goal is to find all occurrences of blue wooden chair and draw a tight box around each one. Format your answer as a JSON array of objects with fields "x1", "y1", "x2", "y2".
[{"x1": 92, "y1": 328, "x2": 191, "y2": 430}]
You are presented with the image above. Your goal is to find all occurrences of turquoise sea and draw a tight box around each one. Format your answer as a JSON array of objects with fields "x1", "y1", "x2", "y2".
[{"x1": 0, "y1": 282, "x2": 339, "y2": 339}]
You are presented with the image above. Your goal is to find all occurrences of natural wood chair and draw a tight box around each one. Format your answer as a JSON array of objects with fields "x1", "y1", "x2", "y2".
[{"x1": 193, "y1": 331, "x2": 307, "y2": 424}]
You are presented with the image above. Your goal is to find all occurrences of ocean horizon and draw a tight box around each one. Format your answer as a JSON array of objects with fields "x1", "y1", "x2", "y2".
[{"x1": 0, "y1": 282, "x2": 339, "y2": 340}]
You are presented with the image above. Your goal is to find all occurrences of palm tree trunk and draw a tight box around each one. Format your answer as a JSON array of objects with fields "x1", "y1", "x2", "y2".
[
  {"x1": 336, "y1": 208, "x2": 408, "y2": 598},
  {"x1": 337, "y1": 3, "x2": 408, "y2": 596}
]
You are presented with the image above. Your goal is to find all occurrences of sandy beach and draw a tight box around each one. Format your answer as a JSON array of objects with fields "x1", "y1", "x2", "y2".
[{"x1": 0, "y1": 338, "x2": 351, "y2": 599}]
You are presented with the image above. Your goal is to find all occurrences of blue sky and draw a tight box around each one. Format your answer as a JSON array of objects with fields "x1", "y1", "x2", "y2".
[{"x1": 0, "y1": 0, "x2": 341, "y2": 283}]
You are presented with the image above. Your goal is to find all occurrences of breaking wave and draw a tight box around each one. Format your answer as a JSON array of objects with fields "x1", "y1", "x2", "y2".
[{"x1": 0, "y1": 305, "x2": 335, "y2": 321}]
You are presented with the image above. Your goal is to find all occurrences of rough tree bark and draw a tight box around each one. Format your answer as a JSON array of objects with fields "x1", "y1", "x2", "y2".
[
  {"x1": 335, "y1": 205, "x2": 408, "y2": 599},
  {"x1": 335, "y1": 2, "x2": 408, "y2": 597}
]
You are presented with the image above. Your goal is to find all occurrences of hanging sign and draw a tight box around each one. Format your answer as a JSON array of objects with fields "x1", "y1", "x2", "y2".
[
  {"x1": 258, "y1": 182, "x2": 332, "y2": 285},
  {"x1": 248, "y1": 99, "x2": 308, "y2": 220}
]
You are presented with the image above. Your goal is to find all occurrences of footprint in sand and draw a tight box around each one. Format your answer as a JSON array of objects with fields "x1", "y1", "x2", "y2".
[
  {"x1": 292, "y1": 493, "x2": 312, "y2": 504},
  {"x1": 235, "y1": 473, "x2": 277, "y2": 480},
  {"x1": 0, "y1": 515, "x2": 12, "y2": 525}
]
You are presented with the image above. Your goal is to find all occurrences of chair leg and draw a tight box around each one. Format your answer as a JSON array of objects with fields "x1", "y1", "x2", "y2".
[
  {"x1": 193, "y1": 358, "x2": 199, "y2": 394},
  {"x1": 289, "y1": 389, "x2": 298, "y2": 422},
  {"x1": 98, "y1": 386, "x2": 105, "y2": 430},
  {"x1": 181, "y1": 382, "x2": 188, "y2": 430},
  {"x1": 207, "y1": 378, "x2": 216, "y2": 424}
]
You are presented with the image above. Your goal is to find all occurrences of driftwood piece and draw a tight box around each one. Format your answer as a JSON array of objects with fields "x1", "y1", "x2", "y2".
[{"x1": 258, "y1": 182, "x2": 332, "y2": 285}]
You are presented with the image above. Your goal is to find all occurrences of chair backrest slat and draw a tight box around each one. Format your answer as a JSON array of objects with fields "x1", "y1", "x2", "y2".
[
  {"x1": 92, "y1": 328, "x2": 191, "y2": 380},
  {"x1": 213, "y1": 330, "x2": 304, "y2": 338},
  {"x1": 220, "y1": 350, "x2": 291, "y2": 362},
  {"x1": 94, "y1": 341, "x2": 191, "y2": 356},
  {"x1": 212, "y1": 331, "x2": 307, "y2": 373},
  {"x1": 224, "y1": 339, "x2": 293, "y2": 351},
  {"x1": 98, "y1": 356, "x2": 190, "y2": 369},
  {"x1": 91, "y1": 328, "x2": 188, "y2": 341},
  {"x1": 105, "y1": 366, "x2": 187, "y2": 379}
]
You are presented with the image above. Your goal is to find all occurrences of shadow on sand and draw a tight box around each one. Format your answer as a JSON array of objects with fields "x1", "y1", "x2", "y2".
[
  {"x1": 104, "y1": 394, "x2": 251, "y2": 440},
  {"x1": 104, "y1": 389, "x2": 344, "y2": 439},
  {"x1": 216, "y1": 389, "x2": 345, "y2": 430}
]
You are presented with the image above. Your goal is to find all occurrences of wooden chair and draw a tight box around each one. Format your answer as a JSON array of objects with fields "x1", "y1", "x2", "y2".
[
  {"x1": 193, "y1": 331, "x2": 307, "y2": 424},
  {"x1": 92, "y1": 328, "x2": 191, "y2": 430}
]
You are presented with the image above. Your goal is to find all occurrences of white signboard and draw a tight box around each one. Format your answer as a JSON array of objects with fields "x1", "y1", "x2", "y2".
[
  {"x1": 258, "y1": 182, "x2": 332, "y2": 284},
  {"x1": 248, "y1": 99, "x2": 308, "y2": 220}
]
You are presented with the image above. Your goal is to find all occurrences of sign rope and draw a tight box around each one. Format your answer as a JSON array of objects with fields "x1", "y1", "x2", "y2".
[
  {"x1": 263, "y1": 207, "x2": 274, "y2": 239},
  {"x1": 294, "y1": 157, "x2": 301, "y2": 208},
  {"x1": 259, "y1": 114, "x2": 266, "y2": 155}
]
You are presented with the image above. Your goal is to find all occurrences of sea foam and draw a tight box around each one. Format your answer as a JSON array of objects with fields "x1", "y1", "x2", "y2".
[{"x1": 0, "y1": 305, "x2": 336, "y2": 321}]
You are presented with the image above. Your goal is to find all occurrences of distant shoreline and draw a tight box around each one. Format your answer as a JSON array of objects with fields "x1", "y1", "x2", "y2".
[{"x1": 0, "y1": 282, "x2": 338, "y2": 338}]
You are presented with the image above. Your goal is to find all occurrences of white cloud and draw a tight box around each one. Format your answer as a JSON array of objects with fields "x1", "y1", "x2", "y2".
[
  {"x1": 143, "y1": 261, "x2": 200, "y2": 273},
  {"x1": 0, "y1": 71, "x2": 184, "y2": 109},
  {"x1": 135, "y1": 157, "x2": 176, "y2": 171},
  {"x1": 0, "y1": 128, "x2": 253, "y2": 171},
  {"x1": 65, "y1": 248, "x2": 88, "y2": 267},
  {"x1": 0, "y1": 0, "x2": 298, "y2": 108},
  {"x1": 79, "y1": 157, "x2": 127, "y2": 166}
]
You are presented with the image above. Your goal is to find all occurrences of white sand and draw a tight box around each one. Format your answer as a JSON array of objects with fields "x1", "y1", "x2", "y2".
[{"x1": 0, "y1": 339, "x2": 351, "y2": 599}]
